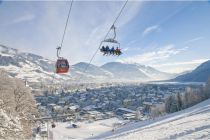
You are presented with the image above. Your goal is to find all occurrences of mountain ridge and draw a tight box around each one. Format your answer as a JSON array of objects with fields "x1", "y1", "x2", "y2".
[
  {"x1": 0, "y1": 44, "x2": 177, "y2": 88},
  {"x1": 172, "y1": 60, "x2": 210, "y2": 82}
]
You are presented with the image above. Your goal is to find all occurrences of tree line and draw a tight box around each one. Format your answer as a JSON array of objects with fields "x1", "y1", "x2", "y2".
[{"x1": 151, "y1": 79, "x2": 210, "y2": 117}]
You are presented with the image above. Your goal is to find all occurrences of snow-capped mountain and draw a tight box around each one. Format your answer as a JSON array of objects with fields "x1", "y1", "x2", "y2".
[
  {"x1": 101, "y1": 62, "x2": 149, "y2": 80},
  {"x1": 73, "y1": 62, "x2": 113, "y2": 79},
  {"x1": 101, "y1": 62, "x2": 175, "y2": 81},
  {"x1": 172, "y1": 60, "x2": 210, "y2": 82},
  {"x1": 0, "y1": 44, "x2": 71, "y2": 86},
  {"x1": 0, "y1": 44, "x2": 175, "y2": 88}
]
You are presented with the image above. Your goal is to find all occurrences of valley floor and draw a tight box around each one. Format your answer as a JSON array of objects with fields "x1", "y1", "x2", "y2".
[{"x1": 50, "y1": 118, "x2": 127, "y2": 140}]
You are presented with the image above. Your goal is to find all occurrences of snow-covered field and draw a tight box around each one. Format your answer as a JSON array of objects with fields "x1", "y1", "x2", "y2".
[
  {"x1": 105, "y1": 99, "x2": 210, "y2": 140},
  {"x1": 45, "y1": 99, "x2": 210, "y2": 140},
  {"x1": 51, "y1": 118, "x2": 127, "y2": 140}
]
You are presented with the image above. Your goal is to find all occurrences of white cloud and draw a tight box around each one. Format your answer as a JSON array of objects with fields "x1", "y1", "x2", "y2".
[
  {"x1": 152, "y1": 59, "x2": 209, "y2": 73},
  {"x1": 13, "y1": 14, "x2": 35, "y2": 24},
  {"x1": 152, "y1": 59, "x2": 209, "y2": 67},
  {"x1": 142, "y1": 25, "x2": 160, "y2": 36},
  {"x1": 117, "y1": 42, "x2": 208, "y2": 73},
  {"x1": 118, "y1": 44, "x2": 182, "y2": 64},
  {"x1": 117, "y1": 1, "x2": 142, "y2": 28},
  {"x1": 185, "y1": 36, "x2": 203, "y2": 44}
]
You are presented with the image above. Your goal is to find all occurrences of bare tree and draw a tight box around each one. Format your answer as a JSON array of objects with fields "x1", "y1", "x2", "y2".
[
  {"x1": 0, "y1": 70, "x2": 37, "y2": 139},
  {"x1": 176, "y1": 92, "x2": 183, "y2": 111},
  {"x1": 151, "y1": 103, "x2": 165, "y2": 118}
]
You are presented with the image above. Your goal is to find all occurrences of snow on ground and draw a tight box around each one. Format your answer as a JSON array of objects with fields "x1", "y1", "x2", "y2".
[
  {"x1": 103, "y1": 99, "x2": 210, "y2": 140},
  {"x1": 39, "y1": 99, "x2": 210, "y2": 140},
  {"x1": 51, "y1": 118, "x2": 126, "y2": 140}
]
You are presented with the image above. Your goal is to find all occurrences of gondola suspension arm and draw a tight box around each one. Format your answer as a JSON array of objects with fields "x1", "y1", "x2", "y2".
[{"x1": 56, "y1": 46, "x2": 61, "y2": 58}]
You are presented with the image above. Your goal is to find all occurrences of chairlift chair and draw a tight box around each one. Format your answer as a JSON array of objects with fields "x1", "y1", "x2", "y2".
[{"x1": 100, "y1": 25, "x2": 122, "y2": 56}]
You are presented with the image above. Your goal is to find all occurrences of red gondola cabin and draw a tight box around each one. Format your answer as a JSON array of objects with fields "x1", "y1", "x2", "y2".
[{"x1": 56, "y1": 58, "x2": 69, "y2": 73}]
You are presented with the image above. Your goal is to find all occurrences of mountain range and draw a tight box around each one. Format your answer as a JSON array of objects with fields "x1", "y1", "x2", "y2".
[{"x1": 0, "y1": 44, "x2": 178, "y2": 88}]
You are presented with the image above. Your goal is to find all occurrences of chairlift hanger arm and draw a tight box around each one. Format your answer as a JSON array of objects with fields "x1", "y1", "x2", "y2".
[{"x1": 111, "y1": 25, "x2": 116, "y2": 40}]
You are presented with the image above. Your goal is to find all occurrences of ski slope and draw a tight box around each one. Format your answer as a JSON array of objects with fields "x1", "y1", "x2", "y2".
[
  {"x1": 48, "y1": 99, "x2": 210, "y2": 140},
  {"x1": 100, "y1": 99, "x2": 210, "y2": 140}
]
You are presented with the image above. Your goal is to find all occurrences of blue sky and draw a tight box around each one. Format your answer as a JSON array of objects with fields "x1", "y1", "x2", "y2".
[{"x1": 0, "y1": 1, "x2": 210, "y2": 73}]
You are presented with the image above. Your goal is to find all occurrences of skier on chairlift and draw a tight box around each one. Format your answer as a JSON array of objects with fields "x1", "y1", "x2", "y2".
[
  {"x1": 101, "y1": 46, "x2": 106, "y2": 52},
  {"x1": 110, "y1": 46, "x2": 115, "y2": 55},
  {"x1": 115, "y1": 47, "x2": 121, "y2": 55},
  {"x1": 105, "y1": 46, "x2": 110, "y2": 55}
]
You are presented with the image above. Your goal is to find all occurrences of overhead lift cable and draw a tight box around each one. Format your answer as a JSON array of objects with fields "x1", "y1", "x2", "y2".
[
  {"x1": 56, "y1": 0, "x2": 74, "y2": 74},
  {"x1": 59, "y1": 0, "x2": 74, "y2": 50},
  {"x1": 76, "y1": 0, "x2": 128, "y2": 84},
  {"x1": 51, "y1": 0, "x2": 74, "y2": 89}
]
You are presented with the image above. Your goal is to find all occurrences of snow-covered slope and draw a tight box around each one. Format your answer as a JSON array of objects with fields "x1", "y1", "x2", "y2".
[
  {"x1": 173, "y1": 60, "x2": 210, "y2": 82},
  {"x1": 135, "y1": 63, "x2": 176, "y2": 80},
  {"x1": 101, "y1": 62, "x2": 149, "y2": 80},
  {"x1": 51, "y1": 118, "x2": 126, "y2": 140},
  {"x1": 0, "y1": 44, "x2": 176, "y2": 88},
  {"x1": 101, "y1": 62, "x2": 175, "y2": 81},
  {"x1": 44, "y1": 99, "x2": 210, "y2": 140},
  {"x1": 0, "y1": 45, "x2": 110, "y2": 86},
  {"x1": 0, "y1": 44, "x2": 72, "y2": 86},
  {"x1": 94, "y1": 98, "x2": 210, "y2": 140},
  {"x1": 73, "y1": 62, "x2": 114, "y2": 79}
]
